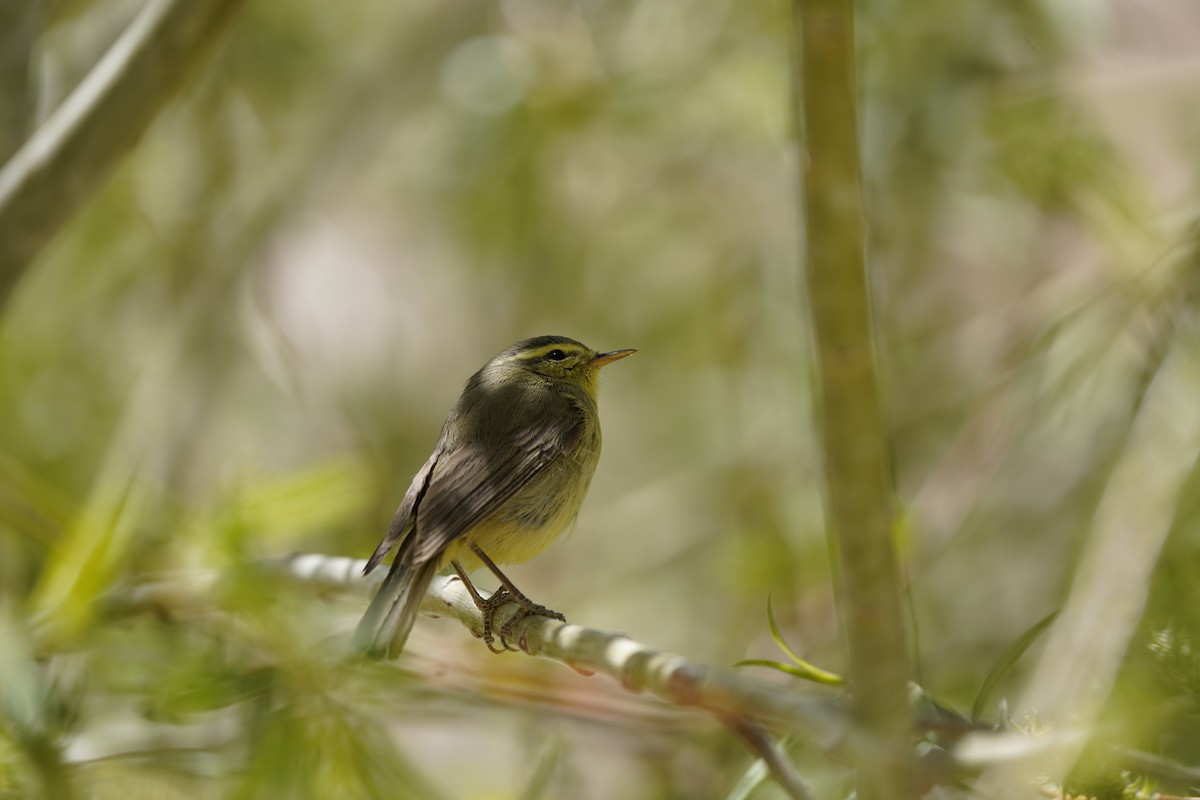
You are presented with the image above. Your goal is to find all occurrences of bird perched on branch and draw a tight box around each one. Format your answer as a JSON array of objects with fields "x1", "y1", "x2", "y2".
[{"x1": 355, "y1": 335, "x2": 635, "y2": 658}]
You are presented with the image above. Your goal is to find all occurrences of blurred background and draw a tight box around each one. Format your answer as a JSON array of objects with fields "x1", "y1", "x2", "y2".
[{"x1": 2, "y1": 0, "x2": 1200, "y2": 797}]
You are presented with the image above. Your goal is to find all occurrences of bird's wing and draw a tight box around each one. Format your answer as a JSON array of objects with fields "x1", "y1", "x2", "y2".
[
  {"x1": 407, "y1": 402, "x2": 587, "y2": 565},
  {"x1": 362, "y1": 447, "x2": 441, "y2": 574}
]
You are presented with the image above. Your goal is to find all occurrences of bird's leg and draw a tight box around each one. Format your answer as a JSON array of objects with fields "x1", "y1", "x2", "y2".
[
  {"x1": 450, "y1": 559, "x2": 514, "y2": 653},
  {"x1": 470, "y1": 545, "x2": 566, "y2": 648}
]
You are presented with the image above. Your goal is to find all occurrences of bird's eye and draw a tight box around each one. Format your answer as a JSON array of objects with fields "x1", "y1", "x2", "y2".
[{"x1": 544, "y1": 349, "x2": 568, "y2": 362}]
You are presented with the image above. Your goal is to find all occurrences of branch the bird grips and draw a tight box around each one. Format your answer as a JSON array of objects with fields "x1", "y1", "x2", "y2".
[{"x1": 354, "y1": 336, "x2": 634, "y2": 657}]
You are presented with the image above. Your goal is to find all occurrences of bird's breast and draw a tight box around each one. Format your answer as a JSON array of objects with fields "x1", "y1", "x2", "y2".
[{"x1": 441, "y1": 421, "x2": 601, "y2": 570}]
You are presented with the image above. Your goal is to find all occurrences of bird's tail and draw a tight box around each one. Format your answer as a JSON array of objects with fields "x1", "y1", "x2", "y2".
[{"x1": 353, "y1": 555, "x2": 439, "y2": 659}]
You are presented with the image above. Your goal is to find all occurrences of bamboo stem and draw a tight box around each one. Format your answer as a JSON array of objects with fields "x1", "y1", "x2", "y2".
[{"x1": 792, "y1": 0, "x2": 914, "y2": 796}]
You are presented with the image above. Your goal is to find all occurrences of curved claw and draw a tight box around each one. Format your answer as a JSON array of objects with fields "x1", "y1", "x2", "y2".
[
  {"x1": 478, "y1": 588, "x2": 536, "y2": 653},
  {"x1": 497, "y1": 602, "x2": 566, "y2": 652},
  {"x1": 452, "y1": 555, "x2": 567, "y2": 655},
  {"x1": 477, "y1": 587, "x2": 511, "y2": 653}
]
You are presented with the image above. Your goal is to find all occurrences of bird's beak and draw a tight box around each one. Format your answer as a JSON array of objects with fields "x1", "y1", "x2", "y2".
[{"x1": 592, "y1": 348, "x2": 636, "y2": 368}]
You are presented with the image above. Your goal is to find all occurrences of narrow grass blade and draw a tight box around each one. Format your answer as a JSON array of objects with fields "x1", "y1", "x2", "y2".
[{"x1": 971, "y1": 610, "x2": 1060, "y2": 724}]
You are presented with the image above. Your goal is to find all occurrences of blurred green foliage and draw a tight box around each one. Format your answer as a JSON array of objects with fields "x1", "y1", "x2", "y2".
[{"x1": 2, "y1": 0, "x2": 1200, "y2": 797}]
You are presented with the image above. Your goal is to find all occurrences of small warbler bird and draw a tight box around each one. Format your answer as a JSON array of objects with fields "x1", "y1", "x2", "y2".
[{"x1": 355, "y1": 335, "x2": 635, "y2": 658}]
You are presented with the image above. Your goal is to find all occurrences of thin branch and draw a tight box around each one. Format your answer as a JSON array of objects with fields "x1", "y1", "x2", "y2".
[
  {"x1": 0, "y1": 0, "x2": 248, "y2": 308},
  {"x1": 275, "y1": 555, "x2": 847, "y2": 739},
  {"x1": 107, "y1": 554, "x2": 844, "y2": 730},
  {"x1": 722, "y1": 718, "x2": 815, "y2": 800}
]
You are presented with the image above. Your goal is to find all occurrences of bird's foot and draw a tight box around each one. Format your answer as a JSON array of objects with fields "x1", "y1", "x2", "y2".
[
  {"x1": 477, "y1": 588, "x2": 517, "y2": 653},
  {"x1": 478, "y1": 590, "x2": 565, "y2": 653},
  {"x1": 497, "y1": 599, "x2": 565, "y2": 649}
]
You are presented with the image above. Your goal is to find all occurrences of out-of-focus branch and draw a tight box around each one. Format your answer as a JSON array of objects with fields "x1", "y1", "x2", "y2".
[
  {"x1": 791, "y1": 0, "x2": 914, "y2": 797},
  {"x1": 0, "y1": 0, "x2": 248, "y2": 309},
  {"x1": 970, "y1": 315, "x2": 1200, "y2": 795},
  {"x1": 723, "y1": 719, "x2": 815, "y2": 800}
]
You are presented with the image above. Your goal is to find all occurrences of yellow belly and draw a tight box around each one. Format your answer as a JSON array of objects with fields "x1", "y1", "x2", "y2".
[{"x1": 439, "y1": 444, "x2": 599, "y2": 572}]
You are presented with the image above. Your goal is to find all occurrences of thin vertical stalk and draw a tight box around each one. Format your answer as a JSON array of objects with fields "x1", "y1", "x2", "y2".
[{"x1": 791, "y1": 1, "x2": 914, "y2": 797}]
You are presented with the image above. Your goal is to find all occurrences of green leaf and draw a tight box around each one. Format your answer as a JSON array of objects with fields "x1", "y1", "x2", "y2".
[
  {"x1": 971, "y1": 610, "x2": 1060, "y2": 724},
  {"x1": 759, "y1": 594, "x2": 847, "y2": 686},
  {"x1": 735, "y1": 659, "x2": 847, "y2": 687}
]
